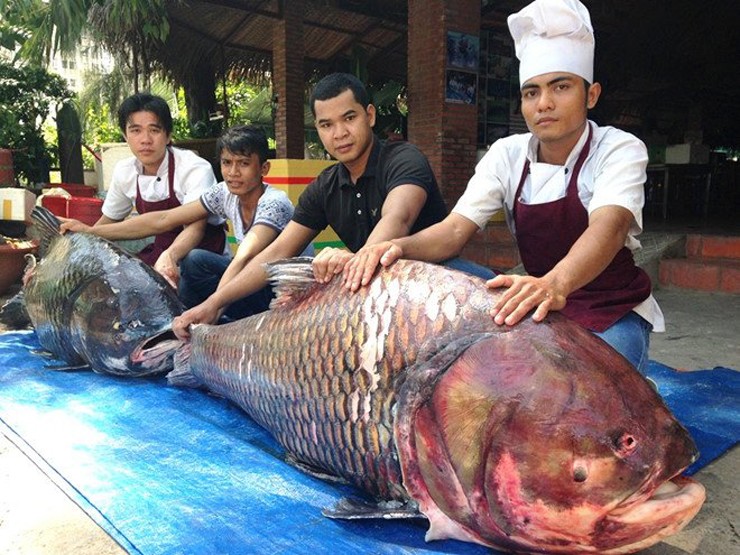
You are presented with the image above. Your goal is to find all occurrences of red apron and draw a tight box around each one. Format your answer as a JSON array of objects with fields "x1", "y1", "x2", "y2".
[
  {"x1": 135, "y1": 147, "x2": 225, "y2": 266},
  {"x1": 512, "y1": 124, "x2": 651, "y2": 332}
]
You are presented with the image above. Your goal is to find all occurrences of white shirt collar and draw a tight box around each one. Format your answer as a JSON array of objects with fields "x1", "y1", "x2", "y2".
[
  {"x1": 133, "y1": 146, "x2": 170, "y2": 178},
  {"x1": 526, "y1": 120, "x2": 592, "y2": 171}
]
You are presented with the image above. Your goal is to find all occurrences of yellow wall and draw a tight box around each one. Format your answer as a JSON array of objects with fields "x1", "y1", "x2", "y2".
[{"x1": 227, "y1": 159, "x2": 343, "y2": 255}]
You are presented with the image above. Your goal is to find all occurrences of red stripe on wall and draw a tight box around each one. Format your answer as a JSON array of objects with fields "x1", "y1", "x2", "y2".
[{"x1": 263, "y1": 177, "x2": 315, "y2": 185}]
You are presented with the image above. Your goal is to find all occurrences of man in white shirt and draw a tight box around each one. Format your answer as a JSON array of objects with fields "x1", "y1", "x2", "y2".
[
  {"x1": 343, "y1": 0, "x2": 662, "y2": 374},
  {"x1": 100, "y1": 93, "x2": 225, "y2": 285},
  {"x1": 62, "y1": 125, "x2": 295, "y2": 320}
]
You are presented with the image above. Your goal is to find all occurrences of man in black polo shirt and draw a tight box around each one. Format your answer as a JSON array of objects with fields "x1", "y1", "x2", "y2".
[{"x1": 173, "y1": 73, "x2": 481, "y2": 338}]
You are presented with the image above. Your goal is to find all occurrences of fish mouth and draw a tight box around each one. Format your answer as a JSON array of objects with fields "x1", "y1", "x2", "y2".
[
  {"x1": 598, "y1": 475, "x2": 706, "y2": 554},
  {"x1": 130, "y1": 329, "x2": 183, "y2": 373}
]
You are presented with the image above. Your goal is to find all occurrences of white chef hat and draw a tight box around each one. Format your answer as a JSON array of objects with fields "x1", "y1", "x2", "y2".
[{"x1": 507, "y1": 0, "x2": 595, "y2": 85}]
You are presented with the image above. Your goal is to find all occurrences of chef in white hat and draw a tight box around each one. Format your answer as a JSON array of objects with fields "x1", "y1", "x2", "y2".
[{"x1": 344, "y1": 0, "x2": 663, "y2": 374}]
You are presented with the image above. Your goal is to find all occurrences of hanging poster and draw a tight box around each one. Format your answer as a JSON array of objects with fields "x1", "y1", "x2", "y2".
[
  {"x1": 447, "y1": 31, "x2": 480, "y2": 70},
  {"x1": 445, "y1": 70, "x2": 478, "y2": 104}
]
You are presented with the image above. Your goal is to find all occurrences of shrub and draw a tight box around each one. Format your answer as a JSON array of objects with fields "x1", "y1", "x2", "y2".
[{"x1": 0, "y1": 60, "x2": 73, "y2": 187}]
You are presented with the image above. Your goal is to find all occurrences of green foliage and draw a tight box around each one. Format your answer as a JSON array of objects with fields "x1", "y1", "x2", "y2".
[
  {"x1": 219, "y1": 82, "x2": 273, "y2": 129},
  {"x1": 369, "y1": 80, "x2": 406, "y2": 137},
  {"x1": 1, "y1": 0, "x2": 172, "y2": 92},
  {"x1": 0, "y1": 59, "x2": 73, "y2": 186},
  {"x1": 78, "y1": 103, "x2": 121, "y2": 169},
  {"x1": 168, "y1": 81, "x2": 275, "y2": 141},
  {"x1": 76, "y1": 66, "x2": 130, "y2": 134},
  {"x1": 84, "y1": 103, "x2": 122, "y2": 144},
  {"x1": 0, "y1": 0, "x2": 95, "y2": 65}
]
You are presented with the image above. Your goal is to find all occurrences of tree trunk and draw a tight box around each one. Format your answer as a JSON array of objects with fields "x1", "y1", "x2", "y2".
[
  {"x1": 181, "y1": 59, "x2": 218, "y2": 131},
  {"x1": 56, "y1": 103, "x2": 85, "y2": 184}
]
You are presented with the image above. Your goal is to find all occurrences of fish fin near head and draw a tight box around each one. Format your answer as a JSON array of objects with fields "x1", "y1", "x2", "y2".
[
  {"x1": 166, "y1": 342, "x2": 202, "y2": 388},
  {"x1": 0, "y1": 291, "x2": 31, "y2": 330},
  {"x1": 29, "y1": 349, "x2": 88, "y2": 370},
  {"x1": 45, "y1": 362, "x2": 91, "y2": 371},
  {"x1": 264, "y1": 256, "x2": 318, "y2": 308},
  {"x1": 322, "y1": 497, "x2": 424, "y2": 520},
  {"x1": 28, "y1": 206, "x2": 62, "y2": 257}
]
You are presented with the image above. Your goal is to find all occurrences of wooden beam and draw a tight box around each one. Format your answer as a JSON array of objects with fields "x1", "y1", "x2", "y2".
[{"x1": 194, "y1": 0, "x2": 280, "y2": 19}]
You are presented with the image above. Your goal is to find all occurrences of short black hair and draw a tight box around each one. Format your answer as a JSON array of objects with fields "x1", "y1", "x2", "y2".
[
  {"x1": 309, "y1": 73, "x2": 370, "y2": 117},
  {"x1": 117, "y1": 93, "x2": 173, "y2": 135},
  {"x1": 217, "y1": 125, "x2": 270, "y2": 164}
]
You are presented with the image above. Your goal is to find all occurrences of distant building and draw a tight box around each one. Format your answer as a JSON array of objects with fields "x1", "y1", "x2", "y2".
[{"x1": 49, "y1": 34, "x2": 115, "y2": 92}]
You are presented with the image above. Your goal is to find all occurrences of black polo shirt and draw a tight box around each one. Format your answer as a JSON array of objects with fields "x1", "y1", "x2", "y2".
[{"x1": 292, "y1": 137, "x2": 448, "y2": 252}]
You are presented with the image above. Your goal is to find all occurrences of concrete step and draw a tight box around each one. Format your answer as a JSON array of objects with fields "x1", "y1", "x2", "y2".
[
  {"x1": 686, "y1": 234, "x2": 740, "y2": 261},
  {"x1": 659, "y1": 256, "x2": 740, "y2": 293},
  {"x1": 460, "y1": 228, "x2": 740, "y2": 291},
  {"x1": 657, "y1": 234, "x2": 740, "y2": 293}
]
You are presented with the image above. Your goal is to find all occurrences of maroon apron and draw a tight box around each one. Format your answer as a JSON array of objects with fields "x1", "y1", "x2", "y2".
[
  {"x1": 512, "y1": 124, "x2": 651, "y2": 332},
  {"x1": 135, "y1": 147, "x2": 225, "y2": 266}
]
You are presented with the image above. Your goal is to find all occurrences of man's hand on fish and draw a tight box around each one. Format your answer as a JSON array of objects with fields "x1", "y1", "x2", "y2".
[
  {"x1": 155, "y1": 249, "x2": 180, "y2": 288},
  {"x1": 311, "y1": 247, "x2": 353, "y2": 283},
  {"x1": 343, "y1": 241, "x2": 403, "y2": 291},
  {"x1": 58, "y1": 217, "x2": 92, "y2": 234},
  {"x1": 173, "y1": 300, "x2": 220, "y2": 340},
  {"x1": 487, "y1": 274, "x2": 566, "y2": 326}
]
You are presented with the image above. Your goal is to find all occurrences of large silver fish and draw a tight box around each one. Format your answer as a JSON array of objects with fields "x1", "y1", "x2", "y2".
[
  {"x1": 19, "y1": 206, "x2": 183, "y2": 376},
  {"x1": 167, "y1": 258, "x2": 705, "y2": 554}
]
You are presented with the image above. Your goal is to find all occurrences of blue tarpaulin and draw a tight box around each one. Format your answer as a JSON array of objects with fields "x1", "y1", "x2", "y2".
[{"x1": 0, "y1": 330, "x2": 737, "y2": 555}]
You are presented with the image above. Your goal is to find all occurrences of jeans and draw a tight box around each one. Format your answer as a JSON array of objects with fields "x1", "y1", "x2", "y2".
[
  {"x1": 441, "y1": 257, "x2": 497, "y2": 280},
  {"x1": 593, "y1": 311, "x2": 652, "y2": 374},
  {"x1": 178, "y1": 249, "x2": 274, "y2": 321}
]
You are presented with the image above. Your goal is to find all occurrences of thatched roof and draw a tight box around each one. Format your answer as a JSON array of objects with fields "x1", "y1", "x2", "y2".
[
  {"x1": 152, "y1": 0, "x2": 740, "y2": 148},
  {"x1": 157, "y1": 0, "x2": 408, "y2": 87}
]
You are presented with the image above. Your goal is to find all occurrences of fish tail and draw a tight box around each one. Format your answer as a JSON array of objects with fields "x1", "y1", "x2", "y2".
[
  {"x1": 166, "y1": 342, "x2": 201, "y2": 388},
  {"x1": 29, "y1": 206, "x2": 62, "y2": 257}
]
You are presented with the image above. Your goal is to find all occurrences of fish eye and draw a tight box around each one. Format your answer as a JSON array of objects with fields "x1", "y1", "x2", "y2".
[{"x1": 573, "y1": 466, "x2": 588, "y2": 482}]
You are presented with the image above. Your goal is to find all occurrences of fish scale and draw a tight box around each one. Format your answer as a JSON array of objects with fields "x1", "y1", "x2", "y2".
[
  {"x1": 172, "y1": 258, "x2": 705, "y2": 553},
  {"x1": 181, "y1": 260, "x2": 495, "y2": 501}
]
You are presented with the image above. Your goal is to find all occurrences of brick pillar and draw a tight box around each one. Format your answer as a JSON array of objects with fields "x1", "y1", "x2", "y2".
[
  {"x1": 273, "y1": 0, "x2": 305, "y2": 159},
  {"x1": 408, "y1": 0, "x2": 520, "y2": 271},
  {"x1": 407, "y1": 0, "x2": 480, "y2": 204}
]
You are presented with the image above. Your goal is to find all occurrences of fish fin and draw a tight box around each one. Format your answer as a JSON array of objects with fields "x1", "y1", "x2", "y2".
[
  {"x1": 285, "y1": 453, "x2": 348, "y2": 484},
  {"x1": 30, "y1": 348, "x2": 60, "y2": 359},
  {"x1": 264, "y1": 257, "x2": 318, "y2": 309},
  {"x1": 40, "y1": 358, "x2": 91, "y2": 371},
  {"x1": 46, "y1": 364, "x2": 91, "y2": 371},
  {"x1": 166, "y1": 342, "x2": 202, "y2": 388},
  {"x1": 0, "y1": 291, "x2": 32, "y2": 330},
  {"x1": 28, "y1": 348, "x2": 90, "y2": 370},
  {"x1": 322, "y1": 497, "x2": 424, "y2": 520},
  {"x1": 29, "y1": 206, "x2": 62, "y2": 257}
]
